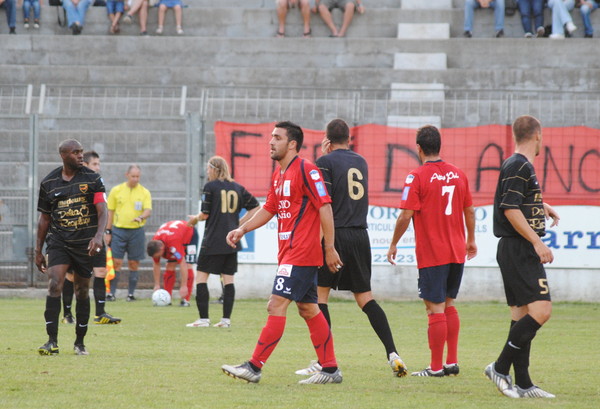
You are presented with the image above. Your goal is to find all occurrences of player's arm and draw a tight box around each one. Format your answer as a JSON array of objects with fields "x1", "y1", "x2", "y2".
[
  {"x1": 134, "y1": 208, "x2": 152, "y2": 224},
  {"x1": 463, "y1": 205, "x2": 477, "y2": 260},
  {"x1": 88, "y1": 201, "x2": 108, "y2": 256},
  {"x1": 105, "y1": 209, "x2": 115, "y2": 245},
  {"x1": 543, "y1": 202, "x2": 560, "y2": 227},
  {"x1": 239, "y1": 206, "x2": 259, "y2": 226},
  {"x1": 320, "y1": 203, "x2": 343, "y2": 273},
  {"x1": 34, "y1": 212, "x2": 51, "y2": 273},
  {"x1": 152, "y1": 257, "x2": 162, "y2": 291},
  {"x1": 187, "y1": 212, "x2": 208, "y2": 226},
  {"x1": 504, "y1": 209, "x2": 553, "y2": 264},
  {"x1": 387, "y1": 209, "x2": 414, "y2": 265},
  {"x1": 226, "y1": 207, "x2": 273, "y2": 248},
  {"x1": 178, "y1": 258, "x2": 189, "y2": 299}
]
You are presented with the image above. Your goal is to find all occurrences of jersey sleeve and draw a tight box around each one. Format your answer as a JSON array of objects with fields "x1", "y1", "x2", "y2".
[
  {"x1": 37, "y1": 183, "x2": 51, "y2": 214},
  {"x1": 302, "y1": 161, "x2": 331, "y2": 209},
  {"x1": 316, "y1": 156, "x2": 333, "y2": 196},
  {"x1": 400, "y1": 172, "x2": 421, "y2": 211},
  {"x1": 499, "y1": 163, "x2": 530, "y2": 209},
  {"x1": 241, "y1": 186, "x2": 260, "y2": 211},
  {"x1": 200, "y1": 183, "x2": 213, "y2": 215},
  {"x1": 142, "y1": 187, "x2": 152, "y2": 210},
  {"x1": 263, "y1": 172, "x2": 278, "y2": 215},
  {"x1": 106, "y1": 186, "x2": 117, "y2": 211}
]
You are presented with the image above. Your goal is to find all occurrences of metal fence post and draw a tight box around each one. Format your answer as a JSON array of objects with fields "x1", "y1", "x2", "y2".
[
  {"x1": 186, "y1": 112, "x2": 203, "y2": 215},
  {"x1": 28, "y1": 113, "x2": 39, "y2": 287}
]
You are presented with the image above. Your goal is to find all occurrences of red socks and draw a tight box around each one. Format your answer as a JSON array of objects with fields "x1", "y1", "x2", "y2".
[
  {"x1": 250, "y1": 315, "x2": 286, "y2": 369},
  {"x1": 306, "y1": 312, "x2": 337, "y2": 369},
  {"x1": 428, "y1": 313, "x2": 447, "y2": 372},
  {"x1": 163, "y1": 270, "x2": 175, "y2": 295},
  {"x1": 445, "y1": 306, "x2": 460, "y2": 365}
]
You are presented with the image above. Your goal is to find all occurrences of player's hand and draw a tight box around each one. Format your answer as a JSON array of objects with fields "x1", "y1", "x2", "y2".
[
  {"x1": 87, "y1": 237, "x2": 103, "y2": 257},
  {"x1": 534, "y1": 241, "x2": 554, "y2": 264},
  {"x1": 321, "y1": 136, "x2": 332, "y2": 155},
  {"x1": 325, "y1": 246, "x2": 343, "y2": 273},
  {"x1": 466, "y1": 239, "x2": 477, "y2": 260},
  {"x1": 179, "y1": 285, "x2": 189, "y2": 300},
  {"x1": 543, "y1": 203, "x2": 560, "y2": 228},
  {"x1": 226, "y1": 228, "x2": 244, "y2": 248},
  {"x1": 186, "y1": 215, "x2": 198, "y2": 227},
  {"x1": 34, "y1": 250, "x2": 47, "y2": 274},
  {"x1": 386, "y1": 245, "x2": 397, "y2": 265}
]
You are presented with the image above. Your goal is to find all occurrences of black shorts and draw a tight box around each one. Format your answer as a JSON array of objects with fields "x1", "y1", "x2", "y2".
[
  {"x1": 417, "y1": 263, "x2": 464, "y2": 303},
  {"x1": 497, "y1": 236, "x2": 552, "y2": 307},
  {"x1": 196, "y1": 253, "x2": 238, "y2": 275},
  {"x1": 47, "y1": 243, "x2": 93, "y2": 278},
  {"x1": 318, "y1": 228, "x2": 371, "y2": 293},
  {"x1": 92, "y1": 246, "x2": 107, "y2": 269}
]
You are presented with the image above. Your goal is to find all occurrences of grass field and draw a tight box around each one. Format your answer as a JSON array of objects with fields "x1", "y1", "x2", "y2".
[{"x1": 1, "y1": 298, "x2": 598, "y2": 409}]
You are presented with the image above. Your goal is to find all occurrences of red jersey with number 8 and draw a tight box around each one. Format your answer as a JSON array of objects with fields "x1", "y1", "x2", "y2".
[
  {"x1": 263, "y1": 156, "x2": 332, "y2": 266},
  {"x1": 400, "y1": 160, "x2": 472, "y2": 269}
]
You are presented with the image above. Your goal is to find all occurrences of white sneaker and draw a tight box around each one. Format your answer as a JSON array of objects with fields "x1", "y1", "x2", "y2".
[
  {"x1": 156, "y1": 26, "x2": 163, "y2": 35},
  {"x1": 516, "y1": 385, "x2": 555, "y2": 398},
  {"x1": 388, "y1": 352, "x2": 408, "y2": 377},
  {"x1": 549, "y1": 33, "x2": 565, "y2": 39},
  {"x1": 176, "y1": 26, "x2": 183, "y2": 35},
  {"x1": 213, "y1": 319, "x2": 231, "y2": 328},
  {"x1": 222, "y1": 362, "x2": 261, "y2": 383},
  {"x1": 565, "y1": 21, "x2": 577, "y2": 34},
  {"x1": 295, "y1": 360, "x2": 322, "y2": 375},
  {"x1": 186, "y1": 318, "x2": 210, "y2": 327},
  {"x1": 298, "y1": 368, "x2": 343, "y2": 384},
  {"x1": 484, "y1": 362, "x2": 520, "y2": 398},
  {"x1": 24, "y1": 22, "x2": 29, "y2": 29}
]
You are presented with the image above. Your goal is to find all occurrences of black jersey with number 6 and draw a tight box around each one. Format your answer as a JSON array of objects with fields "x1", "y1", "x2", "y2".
[
  {"x1": 316, "y1": 149, "x2": 368, "y2": 229},
  {"x1": 200, "y1": 179, "x2": 260, "y2": 255}
]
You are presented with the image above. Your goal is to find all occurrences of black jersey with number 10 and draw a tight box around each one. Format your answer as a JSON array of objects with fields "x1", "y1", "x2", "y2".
[{"x1": 316, "y1": 149, "x2": 369, "y2": 229}]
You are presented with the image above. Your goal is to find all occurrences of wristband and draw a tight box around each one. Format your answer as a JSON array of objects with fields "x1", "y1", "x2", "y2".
[{"x1": 105, "y1": 229, "x2": 112, "y2": 234}]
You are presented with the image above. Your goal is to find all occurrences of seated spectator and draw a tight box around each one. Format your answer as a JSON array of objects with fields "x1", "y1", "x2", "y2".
[
  {"x1": 276, "y1": 0, "x2": 311, "y2": 38},
  {"x1": 62, "y1": 0, "x2": 92, "y2": 35},
  {"x1": 547, "y1": 0, "x2": 577, "y2": 39},
  {"x1": 463, "y1": 0, "x2": 505, "y2": 38},
  {"x1": 123, "y1": 0, "x2": 149, "y2": 36},
  {"x1": 315, "y1": 0, "x2": 365, "y2": 38},
  {"x1": 518, "y1": 0, "x2": 545, "y2": 37},
  {"x1": 0, "y1": 0, "x2": 16, "y2": 34},
  {"x1": 106, "y1": 0, "x2": 125, "y2": 34},
  {"x1": 577, "y1": 0, "x2": 598, "y2": 37},
  {"x1": 156, "y1": 0, "x2": 183, "y2": 35},
  {"x1": 22, "y1": 0, "x2": 40, "y2": 29}
]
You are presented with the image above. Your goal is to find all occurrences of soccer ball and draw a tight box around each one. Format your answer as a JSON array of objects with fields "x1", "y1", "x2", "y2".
[{"x1": 152, "y1": 289, "x2": 171, "y2": 307}]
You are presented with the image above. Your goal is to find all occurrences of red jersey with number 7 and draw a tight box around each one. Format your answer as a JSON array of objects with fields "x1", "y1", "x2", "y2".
[
  {"x1": 400, "y1": 160, "x2": 473, "y2": 269},
  {"x1": 263, "y1": 156, "x2": 332, "y2": 266}
]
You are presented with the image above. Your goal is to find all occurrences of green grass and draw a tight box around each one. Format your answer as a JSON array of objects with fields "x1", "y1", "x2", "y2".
[{"x1": 1, "y1": 298, "x2": 599, "y2": 409}]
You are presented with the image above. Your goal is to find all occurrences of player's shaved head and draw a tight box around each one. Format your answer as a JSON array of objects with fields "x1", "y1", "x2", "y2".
[
  {"x1": 513, "y1": 115, "x2": 541, "y2": 144},
  {"x1": 326, "y1": 119, "x2": 350, "y2": 145},
  {"x1": 58, "y1": 139, "x2": 82, "y2": 155}
]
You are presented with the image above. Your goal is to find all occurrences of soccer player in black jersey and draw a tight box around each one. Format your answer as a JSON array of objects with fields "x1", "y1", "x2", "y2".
[
  {"x1": 485, "y1": 115, "x2": 560, "y2": 399},
  {"x1": 295, "y1": 119, "x2": 408, "y2": 378},
  {"x1": 35, "y1": 140, "x2": 108, "y2": 356},
  {"x1": 186, "y1": 156, "x2": 260, "y2": 328},
  {"x1": 62, "y1": 150, "x2": 121, "y2": 326}
]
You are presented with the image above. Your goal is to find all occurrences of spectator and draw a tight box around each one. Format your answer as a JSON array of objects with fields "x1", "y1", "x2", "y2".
[
  {"x1": 62, "y1": 0, "x2": 92, "y2": 35},
  {"x1": 22, "y1": 0, "x2": 40, "y2": 29},
  {"x1": 315, "y1": 0, "x2": 365, "y2": 38},
  {"x1": 463, "y1": 0, "x2": 505, "y2": 38},
  {"x1": 276, "y1": 0, "x2": 312, "y2": 38},
  {"x1": 155, "y1": 0, "x2": 183, "y2": 35},
  {"x1": 517, "y1": 0, "x2": 545, "y2": 37},
  {"x1": 547, "y1": 0, "x2": 577, "y2": 39},
  {"x1": 105, "y1": 164, "x2": 152, "y2": 302},
  {"x1": 106, "y1": 0, "x2": 125, "y2": 34},
  {"x1": 122, "y1": 0, "x2": 149, "y2": 35},
  {"x1": 0, "y1": 0, "x2": 16, "y2": 34},
  {"x1": 577, "y1": 0, "x2": 598, "y2": 37}
]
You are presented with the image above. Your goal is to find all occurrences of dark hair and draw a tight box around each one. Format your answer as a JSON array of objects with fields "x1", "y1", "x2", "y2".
[
  {"x1": 326, "y1": 119, "x2": 350, "y2": 145},
  {"x1": 512, "y1": 115, "x2": 541, "y2": 144},
  {"x1": 416, "y1": 125, "x2": 441, "y2": 156},
  {"x1": 83, "y1": 150, "x2": 100, "y2": 164},
  {"x1": 275, "y1": 121, "x2": 304, "y2": 151},
  {"x1": 146, "y1": 240, "x2": 163, "y2": 258}
]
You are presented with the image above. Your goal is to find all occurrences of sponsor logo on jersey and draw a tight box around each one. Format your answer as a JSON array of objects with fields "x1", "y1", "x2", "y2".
[
  {"x1": 402, "y1": 186, "x2": 410, "y2": 201},
  {"x1": 315, "y1": 181, "x2": 326, "y2": 197},
  {"x1": 405, "y1": 174, "x2": 415, "y2": 184},
  {"x1": 430, "y1": 171, "x2": 459, "y2": 183},
  {"x1": 283, "y1": 180, "x2": 291, "y2": 196},
  {"x1": 283, "y1": 287, "x2": 292, "y2": 295},
  {"x1": 279, "y1": 231, "x2": 291, "y2": 240},
  {"x1": 277, "y1": 264, "x2": 292, "y2": 277},
  {"x1": 309, "y1": 169, "x2": 321, "y2": 181},
  {"x1": 79, "y1": 184, "x2": 89, "y2": 194}
]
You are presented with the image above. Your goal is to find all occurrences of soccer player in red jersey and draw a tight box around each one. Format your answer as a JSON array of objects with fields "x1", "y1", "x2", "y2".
[
  {"x1": 147, "y1": 220, "x2": 198, "y2": 306},
  {"x1": 387, "y1": 125, "x2": 477, "y2": 377},
  {"x1": 222, "y1": 121, "x2": 344, "y2": 384}
]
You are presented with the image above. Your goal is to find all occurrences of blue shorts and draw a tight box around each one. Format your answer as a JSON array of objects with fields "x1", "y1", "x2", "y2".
[
  {"x1": 159, "y1": 0, "x2": 182, "y2": 7},
  {"x1": 106, "y1": 0, "x2": 124, "y2": 14},
  {"x1": 271, "y1": 264, "x2": 318, "y2": 303},
  {"x1": 417, "y1": 263, "x2": 464, "y2": 303},
  {"x1": 110, "y1": 226, "x2": 146, "y2": 261}
]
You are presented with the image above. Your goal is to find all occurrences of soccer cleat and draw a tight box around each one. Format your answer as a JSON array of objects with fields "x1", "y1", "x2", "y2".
[
  {"x1": 180, "y1": 300, "x2": 190, "y2": 307},
  {"x1": 213, "y1": 319, "x2": 231, "y2": 328},
  {"x1": 126, "y1": 295, "x2": 136, "y2": 302},
  {"x1": 94, "y1": 312, "x2": 122, "y2": 325},
  {"x1": 62, "y1": 313, "x2": 75, "y2": 324},
  {"x1": 516, "y1": 385, "x2": 555, "y2": 398},
  {"x1": 484, "y1": 362, "x2": 520, "y2": 398},
  {"x1": 74, "y1": 344, "x2": 89, "y2": 355},
  {"x1": 295, "y1": 360, "x2": 322, "y2": 376},
  {"x1": 222, "y1": 362, "x2": 261, "y2": 383},
  {"x1": 106, "y1": 293, "x2": 116, "y2": 301},
  {"x1": 186, "y1": 318, "x2": 210, "y2": 327},
  {"x1": 298, "y1": 368, "x2": 343, "y2": 384},
  {"x1": 443, "y1": 363, "x2": 460, "y2": 376},
  {"x1": 411, "y1": 367, "x2": 445, "y2": 377},
  {"x1": 388, "y1": 352, "x2": 408, "y2": 377},
  {"x1": 38, "y1": 341, "x2": 59, "y2": 356}
]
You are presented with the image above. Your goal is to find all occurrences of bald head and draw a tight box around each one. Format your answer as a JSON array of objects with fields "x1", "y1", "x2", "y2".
[{"x1": 59, "y1": 139, "x2": 83, "y2": 155}]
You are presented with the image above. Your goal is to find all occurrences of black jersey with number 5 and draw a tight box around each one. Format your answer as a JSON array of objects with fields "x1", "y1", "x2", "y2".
[
  {"x1": 200, "y1": 179, "x2": 260, "y2": 255},
  {"x1": 316, "y1": 149, "x2": 368, "y2": 229}
]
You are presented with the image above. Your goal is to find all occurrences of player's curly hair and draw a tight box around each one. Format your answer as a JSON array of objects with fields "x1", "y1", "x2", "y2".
[{"x1": 207, "y1": 156, "x2": 233, "y2": 182}]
